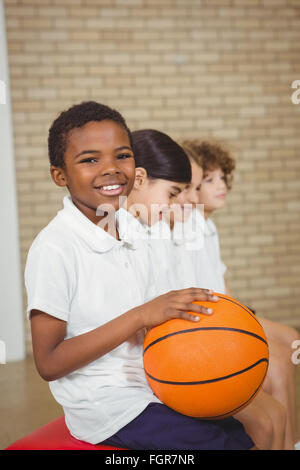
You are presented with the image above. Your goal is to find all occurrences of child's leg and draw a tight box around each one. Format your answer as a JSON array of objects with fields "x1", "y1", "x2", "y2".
[
  {"x1": 234, "y1": 400, "x2": 273, "y2": 450},
  {"x1": 262, "y1": 338, "x2": 297, "y2": 449},
  {"x1": 258, "y1": 317, "x2": 300, "y2": 349},
  {"x1": 259, "y1": 317, "x2": 299, "y2": 445},
  {"x1": 256, "y1": 390, "x2": 287, "y2": 450},
  {"x1": 235, "y1": 390, "x2": 286, "y2": 450},
  {"x1": 101, "y1": 402, "x2": 254, "y2": 450}
]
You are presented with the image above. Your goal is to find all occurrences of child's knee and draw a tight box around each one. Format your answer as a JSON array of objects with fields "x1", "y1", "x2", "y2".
[
  {"x1": 282, "y1": 325, "x2": 300, "y2": 349},
  {"x1": 269, "y1": 342, "x2": 295, "y2": 383}
]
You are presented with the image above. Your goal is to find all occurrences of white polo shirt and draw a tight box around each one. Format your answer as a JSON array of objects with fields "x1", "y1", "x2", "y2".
[
  {"x1": 117, "y1": 209, "x2": 201, "y2": 294},
  {"x1": 171, "y1": 209, "x2": 204, "y2": 290},
  {"x1": 25, "y1": 196, "x2": 160, "y2": 445},
  {"x1": 116, "y1": 208, "x2": 176, "y2": 296},
  {"x1": 172, "y1": 211, "x2": 227, "y2": 294},
  {"x1": 203, "y1": 217, "x2": 227, "y2": 294}
]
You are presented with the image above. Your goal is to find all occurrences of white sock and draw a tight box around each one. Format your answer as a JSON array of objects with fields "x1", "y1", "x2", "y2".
[{"x1": 294, "y1": 441, "x2": 300, "y2": 450}]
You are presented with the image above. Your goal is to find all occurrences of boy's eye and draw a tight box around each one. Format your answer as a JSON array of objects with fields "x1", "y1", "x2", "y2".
[
  {"x1": 169, "y1": 193, "x2": 177, "y2": 198},
  {"x1": 80, "y1": 157, "x2": 98, "y2": 164},
  {"x1": 117, "y1": 153, "x2": 132, "y2": 160}
]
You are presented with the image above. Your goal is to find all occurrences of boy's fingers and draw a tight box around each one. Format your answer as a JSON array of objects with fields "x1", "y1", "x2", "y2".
[
  {"x1": 171, "y1": 302, "x2": 213, "y2": 315},
  {"x1": 165, "y1": 308, "x2": 200, "y2": 322},
  {"x1": 179, "y1": 311, "x2": 201, "y2": 322},
  {"x1": 184, "y1": 302, "x2": 214, "y2": 315},
  {"x1": 176, "y1": 287, "x2": 213, "y2": 296},
  {"x1": 179, "y1": 292, "x2": 219, "y2": 303},
  {"x1": 174, "y1": 288, "x2": 219, "y2": 302},
  {"x1": 193, "y1": 293, "x2": 219, "y2": 302}
]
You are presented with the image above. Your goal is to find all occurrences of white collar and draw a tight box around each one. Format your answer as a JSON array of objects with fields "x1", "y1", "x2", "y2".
[
  {"x1": 116, "y1": 208, "x2": 148, "y2": 240},
  {"x1": 116, "y1": 209, "x2": 174, "y2": 241},
  {"x1": 204, "y1": 217, "x2": 217, "y2": 237},
  {"x1": 58, "y1": 196, "x2": 137, "y2": 253}
]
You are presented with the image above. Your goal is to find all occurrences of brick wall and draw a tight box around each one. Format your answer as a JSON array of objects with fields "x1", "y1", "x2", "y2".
[{"x1": 4, "y1": 0, "x2": 300, "y2": 354}]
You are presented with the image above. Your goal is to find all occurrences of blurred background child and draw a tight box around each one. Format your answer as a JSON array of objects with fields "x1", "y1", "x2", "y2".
[{"x1": 181, "y1": 139, "x2": 300, "y2": 450}]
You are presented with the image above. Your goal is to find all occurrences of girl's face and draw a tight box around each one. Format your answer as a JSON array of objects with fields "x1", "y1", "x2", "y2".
[
  {"x1": 198, "y1": 166, "x2": 227, "y2": 217},
  {"x1": 50, "y1": 120, "x2": 135, "y2": 225},
  {"x1": 128, "y1": 172, "x2": 187, "y2": 226},
  {"x1": 175, "y1": 159, "x2": 203, "y2": 222}
]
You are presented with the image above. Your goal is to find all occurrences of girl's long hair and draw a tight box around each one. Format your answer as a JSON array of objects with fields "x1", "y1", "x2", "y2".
[{"x1": 132, "y1": 129, "x2": 191, "y2": 184}]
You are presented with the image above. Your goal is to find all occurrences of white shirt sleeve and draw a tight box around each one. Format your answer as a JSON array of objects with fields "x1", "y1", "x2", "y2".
[
  {"x1": 212, "y1": 224, "x2": 227, "y2": 276},
  {"x1": 24, "y1": 241, "x2": 75, "y2": 321}
]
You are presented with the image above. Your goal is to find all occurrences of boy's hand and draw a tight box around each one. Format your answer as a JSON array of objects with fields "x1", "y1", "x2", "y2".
[{"x1": 139, "y1": 288, "x2": 219, "y2": 330}]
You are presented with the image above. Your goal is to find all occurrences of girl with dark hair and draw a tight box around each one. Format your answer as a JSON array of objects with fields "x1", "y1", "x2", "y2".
[
  {"x1": 127, "y1": 129, "x2": 191, "y2": 226},
  {"x1": 119, "y1": 129, "x2": 200, "y2": 294},
  {"x1": 114, "y1": 129, "x2": 255, "y2": 450}
]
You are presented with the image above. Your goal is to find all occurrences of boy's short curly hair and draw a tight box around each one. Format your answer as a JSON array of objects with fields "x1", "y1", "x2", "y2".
[
  {"x1": 48, "y1": 101, "x2": 132, "y2": 168},
  {"x1": 180, "y1": 139, "x2": 235, "y2": 189}
]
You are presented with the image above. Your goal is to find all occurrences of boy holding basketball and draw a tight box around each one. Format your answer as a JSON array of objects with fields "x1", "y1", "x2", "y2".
[{"x1": 24, "y1": 101, "x2": 255, "y2": 450}]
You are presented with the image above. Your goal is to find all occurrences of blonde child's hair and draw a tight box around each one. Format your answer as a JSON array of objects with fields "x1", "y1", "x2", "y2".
[{"x1": 180, "y1": 139, "x2": 235, "y2": 190}]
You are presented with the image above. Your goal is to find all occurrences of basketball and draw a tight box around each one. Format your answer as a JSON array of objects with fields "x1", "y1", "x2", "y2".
[{"x1": 143, "y1": 293, "x2": 269, "y2": 419}]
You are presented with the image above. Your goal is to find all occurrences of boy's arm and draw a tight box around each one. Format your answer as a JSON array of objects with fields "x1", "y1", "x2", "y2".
[
  {"x1": 30, "y1": 307, "x2": 143, "y2": 382},
  {"x1": 30, "y1": 288, "x2": 218, "y2": 382}
]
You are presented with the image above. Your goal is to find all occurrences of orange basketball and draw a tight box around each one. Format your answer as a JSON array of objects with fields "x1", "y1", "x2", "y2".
[{"x1": 143, "y1": 293, "x2": 269, "y2": 419}]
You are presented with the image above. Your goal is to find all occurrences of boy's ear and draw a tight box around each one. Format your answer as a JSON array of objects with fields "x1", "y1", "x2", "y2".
[
  {"x1": 50, "y1": 165, "x2": 68, "y2": 187},
  {"x1": 134, "y1": 167, "x2": 148, "y2": 190}
]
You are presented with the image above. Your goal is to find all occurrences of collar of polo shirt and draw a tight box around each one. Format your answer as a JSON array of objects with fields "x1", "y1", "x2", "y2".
[
  {"x1": 204, "y1": 217, "x2": 217, "y2": 237},
  {"x1": 58, "y1": 196, "x2": 137, "y2": 253},
  {"x1": 116, "y1": 207, "x2": 149, "y2": 241}
]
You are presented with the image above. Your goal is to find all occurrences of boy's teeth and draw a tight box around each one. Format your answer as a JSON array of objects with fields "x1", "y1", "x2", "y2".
[{"x1": 102, "y1": 185, "x2": 120, "y2": 190}]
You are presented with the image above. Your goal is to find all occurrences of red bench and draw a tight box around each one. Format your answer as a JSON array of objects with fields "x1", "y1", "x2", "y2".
[{"x1": 5, "y1": 416, "x2": 125, "y2": 450}]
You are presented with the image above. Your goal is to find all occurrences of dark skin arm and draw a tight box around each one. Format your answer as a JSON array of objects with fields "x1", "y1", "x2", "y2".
[{"x1": 30, "y1": 288, "x2": 218, "y2": 382}]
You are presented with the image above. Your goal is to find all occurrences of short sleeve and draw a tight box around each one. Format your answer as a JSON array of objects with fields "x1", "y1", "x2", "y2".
[{"x1": 24, "y1": 241, "x2": 75, "y2": 321}]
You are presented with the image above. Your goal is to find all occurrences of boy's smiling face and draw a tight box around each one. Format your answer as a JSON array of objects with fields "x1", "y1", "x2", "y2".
[{"x1": 50, "y1": 120, "x2": 135, "y2": 225}]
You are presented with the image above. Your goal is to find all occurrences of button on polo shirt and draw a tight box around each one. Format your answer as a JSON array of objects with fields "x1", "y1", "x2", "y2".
[{"x1": 25, "y1": 196, "x2": 160, "y2": 445}]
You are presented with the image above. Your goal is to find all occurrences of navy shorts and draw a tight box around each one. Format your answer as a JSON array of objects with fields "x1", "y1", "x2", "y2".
[{"x1": 101, "y1": 403, "x2": 254, "y2": 450}]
